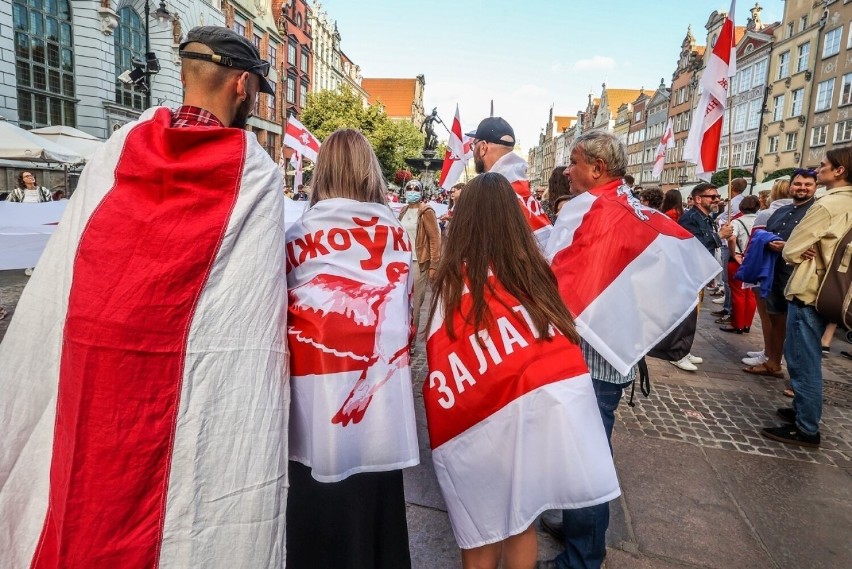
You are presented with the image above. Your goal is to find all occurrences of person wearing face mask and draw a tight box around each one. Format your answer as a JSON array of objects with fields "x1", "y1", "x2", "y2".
[{"x1": 398, "y1": 180, "x2": 441, "y2": 342}]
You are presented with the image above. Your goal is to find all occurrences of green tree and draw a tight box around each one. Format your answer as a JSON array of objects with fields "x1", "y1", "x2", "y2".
[
  {"x1": 300, "y1": 87, "x2": 425, "y2": 177},
  {"x1": 711, "y1": 168, "x2": 752, "y2": 187},
  {"x1": 761, "y1": 167, "x2": 797, "y2": 183}
]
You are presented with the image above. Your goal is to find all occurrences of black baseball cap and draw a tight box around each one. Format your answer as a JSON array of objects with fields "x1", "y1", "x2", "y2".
[
  {"x1": 179, "y1": 26, "x2": 275, "y2": 95},
  {"x1": 465, "y1": 117, "x2": 515, "y2": 147}
]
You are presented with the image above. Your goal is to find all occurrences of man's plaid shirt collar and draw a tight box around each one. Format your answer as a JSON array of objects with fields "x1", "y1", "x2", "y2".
[{"x1": 171, "y1": 106, "x2": 224, "y2": 128}]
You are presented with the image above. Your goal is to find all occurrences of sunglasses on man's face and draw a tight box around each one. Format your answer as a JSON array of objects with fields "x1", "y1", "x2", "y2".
[{"x1": 699, "y1": 194, "x2": 721, "y2": 200}]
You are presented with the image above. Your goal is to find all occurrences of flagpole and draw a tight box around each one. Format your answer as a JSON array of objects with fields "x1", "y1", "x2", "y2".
[{"x1": 727, "y1": 105, "x2": 733, "y2": 221}]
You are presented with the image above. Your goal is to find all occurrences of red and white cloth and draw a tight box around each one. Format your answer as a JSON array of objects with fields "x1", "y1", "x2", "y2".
[
  {"x1": 286, "y1": 199, "x2": 419, "y2": 482},
  {"x1": 424, "y1": 276, "x2": 619, "y2": 548},
  {"x1": 437, "y1": 105, "x2": 473, "y2": 190},
  {"x1": 0, "y1": 107, "x2": 290, "y2": 568},
  {"x1": 490, "y1": 152, "x2": 552, "y2": 249},
  {"x1": 283, "y1": 116, "x2": 320, "y2": 162},
  {"x1": 683, "y1": 0, "x2": 737, "y2": 181},
  {"x1": 546, "y1": 180, "x2": 720, "y2": 375},
  {"x1": 652, "y1": 118, "x2": 675, "y2": 178}
]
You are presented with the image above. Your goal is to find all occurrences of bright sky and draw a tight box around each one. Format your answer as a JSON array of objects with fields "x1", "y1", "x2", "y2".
[{"x1": 317, "y1": 0, "x2": 783, "y2": 153}]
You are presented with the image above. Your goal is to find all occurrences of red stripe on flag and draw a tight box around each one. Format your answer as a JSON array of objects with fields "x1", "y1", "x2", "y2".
[
  {"x1": 700, "y1": 118, "x2": 723, "y2": 175},
  {"x1": 713, "y1": 11, "x2": 735, "y2": 64},
  {"x1": 551, "y1": 182, "x2": 692, "y2": 317},
  {"x1": 31, "y1": 109, "x2": 244, "y2": 568},
  {"x1": 424, "y1": 277, "x2": 588, "y2": 448}
]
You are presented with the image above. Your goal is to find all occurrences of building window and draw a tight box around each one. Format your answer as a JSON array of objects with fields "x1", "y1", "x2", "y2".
[
  {"x1": 824, "y1": 27, "x2": 842, "y2": 58},
  {"x1": 719, "y1": 147, "x2": 729, "y2": 168},
  {"x1": 777, "y1": 51, "x2": 790, "y2": 80},
  {"x1": 747, "y1": 99, "x2": 761, "y2": 130},
  {"x1": 288, "y1": 40, "x2": 297, "y2": 65},
  {"x1": 772, "y1": 94, "x2": 784, "y2": 121},
  {"x1": 732, "y1": 143, "x2": 743, "y2": 166},
  {"x1": 835, "y1": 119, "x2": 852, "y2": 143},
  {"x1": 733, "y1": 103, "x2": 747, "y2": 132},
  {"x1": 13, "y1": 0, "x2": 76, "y2": 129},
  {"x1": 232, "y1": 18, "x2": 245, "y2": 36},
  {"x1": 785, "y1": 132, "x2": 798, "y2": 152},
  {"x1": 253, "y1": 34, "x2": 262, "y2": 50},
  {"x1": 634, "y1": 111, "x2": 641, "y2": 122},
  {"x1": 301, "y1": 50, "x2": 308, "y2": 73},
  {"x1": 675, "y1": 114, "x2": 682, "y2": 132},
  {"x1": 768, "y1": 135, "x2": 779, "y2": 153},
  {"x1": 752, "y1": 59, "x2": 767, "y2": 87},
  {"x1": 744, "y1": 141, "x2": 756, "y2": 166},
  {"x1": 286, "y1": 75, "x2": 296, "y2": 103},
  {"x1": 816, "y1": 79, "x2": 835, "y2": 112},
  {"x1": 790, "y1": 88, "x2": 804, "y2": 116},
  {"x1": 739, "y1": 66, "x2": 753, "y2": 94},
  {"x1": 811, "y1": 125, "x2": 827, "y2": 147},
  {"x1": 800, "y1": 15, "x2": 808, "y2": 32},
  {"x1": 797, "y1": 42, "x2": 810, "y2": 73},
  {"x1": 730, "y1": 73, "x2": 739, "y2": 94},
  {"x1": 266, "y1": 80, "x2": 276, "y2": 116},
  {"x1": 265, "y1": 132, "x2": 277, "y2": 161},
  {"x1": 840, "y1": 72, "x2": 852, "y2": 105},
  {"x1": 300, "y1": 81, "x2": 308, "y2": 106},
  {"x1": 786, "y1": 22, "x2": 794, "y2": 39},
  {"x1": 268, "y1": 43, "x2": 278, "y2": 68},
  {"x1": 114, "y1": 7, "x2": 145, "y2": 111},
  {"x1": 684, "y1": 110, "x2": 690, "y2": 130}
]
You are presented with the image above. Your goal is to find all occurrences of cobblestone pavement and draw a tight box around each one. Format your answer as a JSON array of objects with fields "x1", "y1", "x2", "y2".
[{"x1": 0, "y1": 270, "x2": 28, "y2": 341}]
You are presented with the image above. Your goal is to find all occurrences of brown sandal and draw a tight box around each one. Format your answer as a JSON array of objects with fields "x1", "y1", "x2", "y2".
[
  {"x1": 743, "y1": 363, "x2": 784, "y2": 378},
  {"x1": 783, "y1": 388, "x2": 794, "y2": 398}
]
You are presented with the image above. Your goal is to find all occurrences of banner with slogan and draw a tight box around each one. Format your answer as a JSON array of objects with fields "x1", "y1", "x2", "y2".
[
  {"x1": 424, "y1": 275, "x2": 619, "y2": 549},
  {"x1": 286, "y1": 198, "x2": 419, "y2": 483},
  {"x1": 0, "y1": 201, "x2": 67, "y2": 270}
]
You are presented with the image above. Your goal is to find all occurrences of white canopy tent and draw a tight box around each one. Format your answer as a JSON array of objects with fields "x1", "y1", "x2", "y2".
[
  {"x1": 30, "y1": 125, "x2": 103, "y2": 162},
  {"x1": 0, "y1": 118, "x2": 83, "y2": 164}
]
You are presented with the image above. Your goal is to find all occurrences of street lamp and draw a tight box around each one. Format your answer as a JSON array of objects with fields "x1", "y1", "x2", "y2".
[
  {"x1": 678, "y1": 174, "x2": 688, "y2": 187},
  {"x1": 142, "y1": 0, "x2": 172, "y2": 108}
]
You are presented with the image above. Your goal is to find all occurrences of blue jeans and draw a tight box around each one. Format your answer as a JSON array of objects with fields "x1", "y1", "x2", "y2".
[
  {"x1": 556, "y1": 379, "x2": 627, "y2": 569},
  {"x1": 720, "y1": 246, "x2": 733, "y2": 313},
  {"x1": 784, "y1": 302, "x2": 826, "y2": 435}
]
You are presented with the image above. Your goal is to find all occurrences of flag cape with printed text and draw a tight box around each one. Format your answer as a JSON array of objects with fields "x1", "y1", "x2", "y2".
[
  {"x1": 284, "y1": 115, "x2": 321, "y2": 162},
  {"x1": 0, "y1": 107, "x2": 290, "y2": 569},
  {"x1": 683, "y1": 0, "x2": 737, "y2": 181},
  {"x1": 286, "y1": 199, "x2": 419, "y2": 483},
  {"x1": 424, "y1": 276, "x2": 619, "y2": 549},
  {"x1": 438, "y1": 105, "x2": 473, "y2": 190},
  {"x1": 546, "y1": 180, "x2": 720, "y2": 375}
]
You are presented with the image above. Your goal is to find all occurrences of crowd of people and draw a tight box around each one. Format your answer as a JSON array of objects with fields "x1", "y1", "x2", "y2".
[{"x1": 1, "y1": 24, "x2": 851, "y2": 569}]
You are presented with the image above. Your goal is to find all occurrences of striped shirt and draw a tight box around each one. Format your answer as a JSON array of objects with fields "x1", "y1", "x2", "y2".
[{"x1": 581, "y1": 339, "x2": 636, "y2": 385}]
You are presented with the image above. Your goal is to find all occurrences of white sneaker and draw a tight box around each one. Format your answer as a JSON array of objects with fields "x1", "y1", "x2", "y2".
[
  {"x1": 746, "y1": 350, "x2": 764, "y2": 358},
  {"x1": 742, "y1": 354, "x2": 768, "y2": 366},
  {"x1": 24, "y1": 268, "x2": 33, "y2": 276},
  {"x1": 712, "y1": 297, "x2": 725, "y2": 304},
  {"x1": 686, "y1": 353, "x2": 703, "y2": 364},
  {"x1": 670, "y1": 356, "x2": 698, "y2": 371}
]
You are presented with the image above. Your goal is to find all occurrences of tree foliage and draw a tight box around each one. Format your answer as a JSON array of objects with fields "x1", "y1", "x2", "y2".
[
  {"x1": 300, "y1": 87, "x2": 425, "y2": 177},
  {"x1": 761, "y1": 167, "x2": 797, "y2": 183},
  {"x1": 711, "y1": 168, "x2": 752, "y2": 187}
]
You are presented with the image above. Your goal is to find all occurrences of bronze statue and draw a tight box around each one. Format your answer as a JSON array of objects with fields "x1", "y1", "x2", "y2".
[{"x1": 420, "y1": 107, "x2": 442, "y2": 151}]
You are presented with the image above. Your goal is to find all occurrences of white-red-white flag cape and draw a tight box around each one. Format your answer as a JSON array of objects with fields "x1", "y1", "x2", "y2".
[
  {"x1": 286, "y1": 199, "x2": 419, "y2": 482},
  {"x1": 424, "y1": 276, "x2": 619, "y2": 549},
  {"x1": 652, "y1": 118, "x2": 675, "y2": 178},
  {"x1": 546, "y1": 180, "x2": 720, "y2": 375},
  {"x1": 438, "y1": 105, "x2": 473, "y2": 190},
  {"x1": 683, "y1": 0, "x2": 737, "y2": 181},
  {"x1": 0, "y1": 107, "x2": 290, "y2": 568},
  {"x1": 490, "y1": 152, "x2": 552, "y2": 249},
  {"x1": 283, "y1": 115, "x2": 321, "y2": 162}
]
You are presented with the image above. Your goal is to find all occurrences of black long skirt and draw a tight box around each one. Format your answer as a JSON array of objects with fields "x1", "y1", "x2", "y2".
[{"x1": 286, "y1": 460, "x2": 412, "y2": 569}]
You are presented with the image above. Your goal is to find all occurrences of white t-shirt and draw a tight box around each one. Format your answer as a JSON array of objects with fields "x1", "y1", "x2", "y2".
[
  {"x1": 401, "y1": 207, "x2": 419, "y2": 261},
  {"x1": 731, "y1": 213, "x2": 756, "y2": 254},
  {"x1": 22, "y1": 189, "x2": 40, "y2": 203}
]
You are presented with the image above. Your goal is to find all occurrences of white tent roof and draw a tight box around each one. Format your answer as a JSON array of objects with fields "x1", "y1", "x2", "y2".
[
  {"x1": 0, "y1": 118, "x2": 82, "y2": 164},
  {"x1": 30, "y1": 125, "x2": 103, "y2": 162},
  {"x1": 751, "y1": 175, "x2": 790, "y2": 193}
]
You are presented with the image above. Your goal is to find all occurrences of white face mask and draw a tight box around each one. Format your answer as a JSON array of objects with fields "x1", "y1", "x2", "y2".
[{"x1": 405, "y1": 190, "x2": 422, "y2": 204}]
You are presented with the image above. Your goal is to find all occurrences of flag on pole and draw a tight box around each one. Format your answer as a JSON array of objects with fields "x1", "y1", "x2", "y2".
[
  {"x1": 545, "y1": 180, "x2": 721, "y2": 375},
  {"x1": 652, "y1": 118, "x2": 675, "y2": 178},
  {"x1": 437, "y1": 105, "x2": 473, "y2": 190},
  {"x1": 424, "y1": 275, "x2": 619, "y2": 548},
  {"x1": 683, "y1": 0, "x2": 737, "y2": 181},
  {"x1": 283, "y1": 116, "x2": 320, "y2": 162},
  {"x1": 290, "y1": 150, "x2": 303, "y2": 189}
]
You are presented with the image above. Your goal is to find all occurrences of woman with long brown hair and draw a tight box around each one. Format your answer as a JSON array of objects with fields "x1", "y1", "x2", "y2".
[
  {"x1": 424, "y1": 172, "x2": 619, "y2": 569},
  {"x1": 286, "y1": 129, "x2": 418, "y2": 569}
]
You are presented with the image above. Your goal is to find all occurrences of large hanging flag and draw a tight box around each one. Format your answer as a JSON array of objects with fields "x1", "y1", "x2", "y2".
[
  {"x1": 283, "y1": 116, "x2": 321, "y2": 162},
  {"x1": 437, "y1": 105, "x2": 473, "y2": 190},
  {"x1": 652, "y1": 118, "x2": 675, "y2": 178},
  {"x1": 683, "y1": 0, "x2": 737, "y2": 181},
  {"x1": 545, "y1": 180, "x2": 720, "y2": 375},
  {"x1": 424, "y1": 276, "x2": 619, "y2": 549},
  {"x1": 286, "y1": 199, "x2": 419, "y2": 482},
  {"x1": 0, "y1": 107, "x2": 290, "y2": 568}
]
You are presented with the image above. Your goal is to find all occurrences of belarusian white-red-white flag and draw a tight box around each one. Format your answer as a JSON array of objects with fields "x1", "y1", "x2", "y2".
[
  {"x1": 545, "y1": 180, "x2": 720, "y2": 375},
  {"x1": 683, "y1": 0, "x2": 737, "y2": 181},
  {"x1": 438, "y1": 105, "x2": 473, "y2": 190},
  {"x1": 652, "y1": 118, "x2": 675, "y2": 178},
  {"x1": 283, "y1": 116, "x2": 320, "y2": 162},
  {"x1": 0, "y1": 107, "x2": 290, "y2": 568}
]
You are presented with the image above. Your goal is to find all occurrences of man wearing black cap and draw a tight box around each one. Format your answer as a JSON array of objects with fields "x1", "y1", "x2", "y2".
[
  {"x1": 0, "y1": 26, "x2": 290, "y2": 568},
  {"x1": 467, "y1": 116, "x2": 552, "y2": 248}
]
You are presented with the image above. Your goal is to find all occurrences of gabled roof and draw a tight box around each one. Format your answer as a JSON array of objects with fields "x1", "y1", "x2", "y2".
[
  {"x1": 605, "y1": 89, "x2": 644, "y2": 116},
  {"x1": 555, "y1": 115, "x2": 576, "y2": 132},
  {"x1": 362, "y1": 78, "x2": 417, "y2": 118}
]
